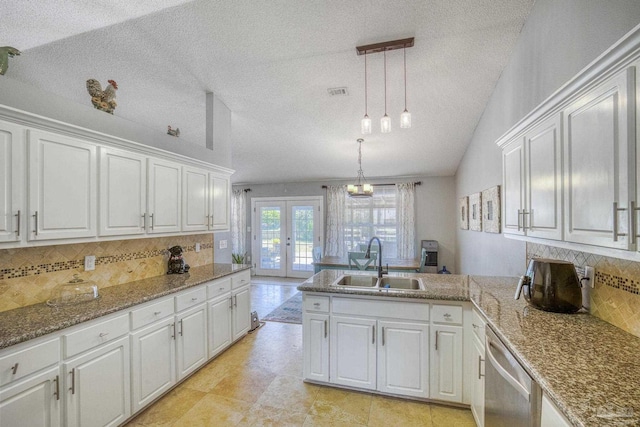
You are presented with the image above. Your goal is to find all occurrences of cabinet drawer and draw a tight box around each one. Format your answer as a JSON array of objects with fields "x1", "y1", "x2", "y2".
[
  {"x1": 303, "y1": 295, "x2": 329, "y2": 312},
  {"x1": 63, "y1": 313, "x2": 129, "y2": 358},
  {"x1": 231, "y1": 270, "x2": 251, "y2": 289},
  {"x1": 431, "y1": 304, "x2": 463, "y2": 325},
  {"x1": 0, "y1": 337, "x2": 59, "y2": 386},
  {"x1": 471, "y1": 308, "x2": 486, "y2": 343},
  {"x1": 131, "y1": 297, "x2": 174, "y2": 330},
  {"x1": 333, "y1": 297, "x2": 429, "y2": 321},
  {"x1": 175, "y1": 287, "x2": 207, "y2": 312},
  {"x1": 207, "y1": 278, "x2": 232, "y2": 299}
]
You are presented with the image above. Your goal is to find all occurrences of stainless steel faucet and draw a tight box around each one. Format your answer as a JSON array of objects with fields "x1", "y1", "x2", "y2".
[{"x1": 365, "y1": 236, "x2": 387, "y2": 279}]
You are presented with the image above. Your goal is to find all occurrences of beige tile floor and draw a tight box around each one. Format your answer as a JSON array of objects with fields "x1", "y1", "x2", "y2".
[{"x1": 125, "y1": 279, "x2": 476, "y2": 427}]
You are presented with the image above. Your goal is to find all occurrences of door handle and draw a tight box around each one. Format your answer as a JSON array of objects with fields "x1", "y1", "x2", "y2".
[
  {"x1": 234, "y1": 295, "x2": 238, "y2": 307},
  {"x1": 435, "y1": 330, "x2": 439, "y2": 350},
  {"x1": 32, "y1": 211, "x2": 38, "y2": 236},
  {"x1": 372, "y1": 325, "x2": 375, "y2": 344},
  {"x1": 69, "y1": 368, "x2": 76, "y2": 395},
  {"x1": 142, "y1": 213, "x2": 146, "y2": 228},
  {"x1": 178, "y1": 319, "x2": 183, "y2": 336},
  {"x1": 613, "y1": 202, "x2": 628, "y2": 241},
  {"x1": 631, "y1": 201, "x2": 639, "y2": 244},
  {"x1": 170, "y1": 322, "x2": 175, "y2": 339},
  {"x1": 382, "y1": 327, "x2": 385, "y2": 346},
  {"x1": 150, "y1": 213, "x2": 155, "y2": 230},
  {"x1": 54, "y1": 375, "x2": 60, "y2": 400},
  {"x1": 15, "y1": 210, "x2": 20, "y2": 237},
  {"x1": 478, "y1": 355, "x2": 485, "y2": 379},
  {"x1": 324, "y1": 320, "x2": 327, "y2": 338},
  {"x1": 516, "y1": 209, "x2": 522, "y2": 231}
]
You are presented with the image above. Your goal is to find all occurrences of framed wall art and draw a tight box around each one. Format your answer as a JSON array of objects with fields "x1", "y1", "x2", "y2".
[
  {"x1": 459, "y1": 196, "x2": 469, "y2": 230},
  {"x1": 482, "y1": 185, "x2": 501, "y2": 233},
  {"x1": 469, "y1": 192, "x2": 482, "y2": 232}
]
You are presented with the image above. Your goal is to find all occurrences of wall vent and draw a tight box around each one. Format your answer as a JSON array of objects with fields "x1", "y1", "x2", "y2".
[{"x1": 327, "y1": 87, "x2": 349, "y2": 96}]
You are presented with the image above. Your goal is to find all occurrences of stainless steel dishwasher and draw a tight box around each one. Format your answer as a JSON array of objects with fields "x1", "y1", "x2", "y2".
[{"x1": 485, "y1": 328, "x2": 541, "y2": 427}]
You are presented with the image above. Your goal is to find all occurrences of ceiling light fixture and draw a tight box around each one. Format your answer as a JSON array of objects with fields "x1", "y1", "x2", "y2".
[
  {"x1": 356, "y1": 37, "x2": 414, "y2": 134},
  {"x1": 361, "y1": 54, "x2": 371, "y2": 134},
  {"x1": 347, "y1": 138, "x2": 373, "y2": 198},
  {"x1": 400, "y1": 46, "x2": 411, "y2": 129}
]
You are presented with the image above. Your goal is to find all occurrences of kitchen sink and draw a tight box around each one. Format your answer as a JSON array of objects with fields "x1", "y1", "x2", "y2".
[
  {"x1": 333, "y1": 275, "x2": 378, "y2": 287},
  {"x1": 378, "y1": 277, "x2": 423, "y2": 290}
]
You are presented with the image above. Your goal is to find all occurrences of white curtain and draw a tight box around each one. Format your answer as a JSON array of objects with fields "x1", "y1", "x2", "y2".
[
  {"x1": 231, "y1": 189, "x2": 246, "y2": 255},
  {"x1": 396, "y1": 182, "x2": 416, "y2": 259},
  {"x1": 325, "y1": 185, "x2": 347, "y2": 257}
]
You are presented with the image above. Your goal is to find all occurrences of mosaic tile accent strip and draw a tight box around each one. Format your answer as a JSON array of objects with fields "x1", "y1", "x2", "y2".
[
  {"x1": 595, "y1": 271, "x2": 640, "y2": 295},
  {"x1": 0, "y1": 242, "x2": 214, "y2": 280}
]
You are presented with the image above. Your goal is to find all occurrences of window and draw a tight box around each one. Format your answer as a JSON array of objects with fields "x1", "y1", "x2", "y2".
[{"x1": 344, "y1": 186, "x2": 397, "y2": 258}]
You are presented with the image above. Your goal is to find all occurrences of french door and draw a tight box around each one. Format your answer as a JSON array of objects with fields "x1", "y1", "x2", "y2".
[{"x1": 252, "y1": 197, "x2": 323, "y2": 278}]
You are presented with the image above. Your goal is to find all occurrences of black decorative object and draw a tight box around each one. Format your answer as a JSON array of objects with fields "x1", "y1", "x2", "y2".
[{"x1": 167, "y1": 245, "x2": 190, "y2": 274}]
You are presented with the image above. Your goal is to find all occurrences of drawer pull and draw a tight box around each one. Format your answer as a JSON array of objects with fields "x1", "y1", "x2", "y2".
[
  {"x1": 191, "y1": 297, "x2": 199, "y2": 301},
  {"x1": 443, "y1": 313, "x2": 452, "y2": 319},
  {"x1": 54, "y1": 375, "x2": 60, "y2": 400},
  {"x1": 313, "y1": 302, "x2": 320, "y2": 307},
  {"x1": 10, "y1": 362, "x2": 18, "y2": 375},
  {"x1": 219, "y1": 287, "x2": 225, "y2": 291},
  {"x1": 472, "y1": 323, "x2": 479, "y2": 329},
  {"x1": 69, "y1": 368, "x2": 76, "y2": 394},
  {"x1": 99, "y1": 332, "x2": 109, "y2": 338},
  {"x1": 154, "y1": 311, "x2": 162, "y2": 316}
]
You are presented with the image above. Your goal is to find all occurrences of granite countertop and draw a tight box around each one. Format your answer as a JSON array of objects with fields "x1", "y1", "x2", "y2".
[
  {"x1": 0, "y1": 263, "x2": 250, "y2": 350},
  {"x1": 299, "y1": 270, "x2": 640, "y2": 427}
]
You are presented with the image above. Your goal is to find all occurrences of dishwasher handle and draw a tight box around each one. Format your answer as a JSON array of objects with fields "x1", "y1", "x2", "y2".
[{"x1": 486, "y1": 335, "x2": 530, "y2": 401}]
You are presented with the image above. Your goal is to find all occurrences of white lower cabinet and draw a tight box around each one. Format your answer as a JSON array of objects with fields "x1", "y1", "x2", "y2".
[
  {"x1": 330, "y1": 315, "x2": 377, "y2": 391},
  {"x1": 471, "y1": 337, "x2": 485, "y2": 427},
  {"x1": 0, "y1": 366, "x2": 62, "y2": 427},
  {"x1": 64, "y1": 336, "x2": 130, "y2": 427},
  {"x1": 130, "y1": 319, "x2": 176, "y2": 413},
  {"x1": 430, "y1": 324, "x2": 463, "y2": 402},
  {"x1": 303, "y1": 313, "x2": 329, "y2": 382},
  {"x1": 541, "y1": 393, "x2": 572, "y2": 427},
  {"x1": 232, "y1": 285, "x2": 251, "y2": 340},
  {"x1": 175, "y1": 303, "x2": 208, "y2": 380},
  {"x1": 208, "y1": 295, "x2": 232, "y2": 358}
]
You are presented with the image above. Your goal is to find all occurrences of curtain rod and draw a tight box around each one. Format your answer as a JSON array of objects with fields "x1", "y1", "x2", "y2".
[{"x1": 322, "y1": 181, "x2": 421, "y2": 189}]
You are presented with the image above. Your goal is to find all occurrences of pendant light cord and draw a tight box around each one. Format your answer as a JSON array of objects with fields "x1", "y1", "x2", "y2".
[
  {"x1": 403, "y1": 47, "x2": 407, "y2": 110},
  {"x1": 384, "y1": 50, "x2": 387, "y2": 115},
  {"x1": 364, "y1": 53, "x2": 368, "y2": 115}
]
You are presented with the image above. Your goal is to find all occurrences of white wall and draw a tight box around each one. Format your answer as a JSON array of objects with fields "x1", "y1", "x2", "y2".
[
  {"x1": 235, "y1": 176, "x2": 457, "y2": 273},
  {"x1": 455, "y1": 0, "x2": 640, "y2": 276}
]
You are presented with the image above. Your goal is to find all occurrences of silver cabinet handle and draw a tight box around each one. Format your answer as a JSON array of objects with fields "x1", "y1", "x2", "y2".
[
  {"x1": 229, "y1": 297, "x2": 233, "y2": 309},
  {"x1": 98, "y1": 332, "x2": 109, "y2": 338},
  {"x1": 32, "y1": 211, "x2": 38, "y2": 235},
  {"x1": 372, "y1": 325, "x2": 375, "y2": 344},
  {"x1": 69, "y1": 368, "x2": 76, "y2": 395},
  {"x1": 15, "y1": 210, "x2": 20, "y2": 237},
  {"x1": 170, "y1": 323, "x2": 175, "y2": 339},
  {"x1": 191, "y1": 297, "x2": 198, "y2": 302},
  {"x1": 154, "y1": 311, "x2": 162, "y2": 316},
  {"x1": 516, "y1": 209, "x2": 522, "y2": 231},
  {"x1": 522, "y1": 210, "x2": 530, "y2": 230},
  {"x1": 435, "y1": 330, "x2": 439, "y2": 350},
  {"x1": 219, "y1": 286, "x2": 225, "y2": 291},
  {"x1": 10, "y1": 362, "x2": 18, "y2": 375},
  {"x1": 632, "y1": 201, "x2": 639, "y2": 244},
  {"x1": 313, "y1": 302, "x2": 320, "y2": 308},
  {"x1": 150, "y1": 213, "x2": 154, "y2": 230},
  {"x1": 613, "y1": 202, "x2": 629, "y2": 241},
  {"x1": 54, "y1": 375, "x2": 60, "y2": 400},
  {"x1": 234, "y1": 295, "x2": 238, "y2": 307},
  {"x1": 178, "y1": 319, "x2": 183, "y2": 336},
  {"x1": 141, "y1": 213, "x2": 146, "y2": 228},
  {"x1": 324, "y1": 320, "x2": 327, "y2": 338},
  {"x1": 478, "y1": 355, "x2": 485, "y2": 379},
  {"x1": 443, "y1": 313, "x2": 452, "y2": 320},
  {"x1": 382, "y1": 327, "x2": 385, "y2": 346}
]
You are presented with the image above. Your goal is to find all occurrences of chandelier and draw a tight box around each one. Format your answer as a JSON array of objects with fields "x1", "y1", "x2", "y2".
[
  {"x1": 347, "y1": 138, "x2": 373, "y2": 198},
  {"x1": 357, "y1": 37, "x2": 414, "y2": 134}
]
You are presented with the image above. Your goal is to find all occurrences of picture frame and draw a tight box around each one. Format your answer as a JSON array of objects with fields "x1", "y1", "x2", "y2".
[
  {"x1": 482, "y1": 185, "x2": 501, "y2": 233},
  {"x1": 469, "y1": 192, "x2": 482, "y2": 232},
  {"x1": 459, "y1": 196, "x2": 469, "y2": 230}
]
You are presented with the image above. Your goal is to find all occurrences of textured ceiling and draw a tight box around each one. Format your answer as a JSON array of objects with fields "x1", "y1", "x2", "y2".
[{"x1": 1, "y1": 0, "x2": 534, "y2": 184}]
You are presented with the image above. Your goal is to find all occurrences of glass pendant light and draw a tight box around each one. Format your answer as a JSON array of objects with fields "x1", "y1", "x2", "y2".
[
  {"x1": 348, "y1": 139, "x2": 373, "y2": 198},
  {"x1": 400, "y1": 46, "x2": 411, "y2": 129},
  {"x1": 381, "y1": 51, "x2": 391, "y2": 133},
  {"x1": 361, "y1": 53, "x2": 372, "y2": 134}
]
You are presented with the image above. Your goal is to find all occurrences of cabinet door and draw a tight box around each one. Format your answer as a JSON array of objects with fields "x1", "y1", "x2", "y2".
[
  {"x1": 209, "y1": 173, "x2": 230, "y2": 231},
  {"x1": 502, "y1": 138, "x2": 526, "y2": 236},
  {"x1": 208, "y1": 295, "x2": 232, "y2": 358},
  {"x1": 525, "y1": 114, "x2": 563, "y2": 240},
  {"x1": 303, "y1": 313, "x2": 329, "y2": 383},
  {"x1": 0, "y1": 121, "x2": 24, "y2": 243},
  {"x1": 377, "y1": 320, "x2": 429, "y2": 398},
  {"x1": 182, "y1": 166, "x2": 209, "y2": 232},
  {"x1": 64, "y1": 336, "x2": 130, "y2": 427},
  {"x1": 28, "y1": 130, "x2": 97, "y2": 240},
  {"x1": 130, "y1": 320, "x2": 176, "y2": 413},
  {"x1": 0, "y1": 366, "x2": 61, "y2": 427},
  {"x1": 470, "y1": 337, "x2": 485, "y2": 427},
  {"x1": 541, "y1": 393, "x2": 572, "y2": 427},
  {"x1": 330, "y1": 316, "x2": 376, "y2": 390},
  {"x1": 232, "y1": 286, "x2": 251, "y2": 341},
  {"x1": 147, "y1": 158, "x2": 181, "y2": 234},
  {"x1": 430, "y1": 325, "x2": 463, "y2": 402},
  {"x1": 563, "y1": 67, "x2": 635, "y2": 249},
  {"x1": 98, "y1": 147, "x2": 146, "y2": 236},
  {"x1": 176, "y1": 304, "x2": 208, "y2": 380}
]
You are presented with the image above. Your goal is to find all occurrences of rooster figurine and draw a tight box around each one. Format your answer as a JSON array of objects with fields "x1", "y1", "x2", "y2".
[
  {"x1": 0, "y1": 46, "x2": 21, "y2": 75},
  {"x1": 167, "y1": 126, "x2": 180, "y2": 137},
  {"x1": 86, "y1": 79, "x2": 118, "y2": 114}
]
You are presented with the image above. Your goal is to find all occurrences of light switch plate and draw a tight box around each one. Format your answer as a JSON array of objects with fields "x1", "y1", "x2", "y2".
[
  {"x1": 585, "y1": 266, "x2": 595, "y2": 288},
  {"x1": 219, "y1": 240, "x2": 227, "y2": 249},
  {"x1": 84, "y1": 255, "x2": 96, "y2": 271}
]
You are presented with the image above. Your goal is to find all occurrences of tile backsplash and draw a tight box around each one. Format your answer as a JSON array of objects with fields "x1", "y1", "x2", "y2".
[
  {"x1": 527, "y1": 243, "x2": 640, "y2": 338},
  {"x1": 0, "y1": 234, "x2": 213, "y2": 313}
]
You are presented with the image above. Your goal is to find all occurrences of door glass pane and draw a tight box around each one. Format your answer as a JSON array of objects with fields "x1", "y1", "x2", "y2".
[
  {"x1": 292, "y1": 205, "x2": 314, "y2": 272},
  {"x1": 260, "y1": 206, "x2": 281, "y2": 270}
]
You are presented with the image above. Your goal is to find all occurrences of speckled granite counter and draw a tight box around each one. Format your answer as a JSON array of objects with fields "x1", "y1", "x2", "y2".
[
  {"x1": 299, "y1": 270, "x2": 640, "y2": 427},
  {"x1": 0, "y1": 263, "x2": 250, "y2": 350}
]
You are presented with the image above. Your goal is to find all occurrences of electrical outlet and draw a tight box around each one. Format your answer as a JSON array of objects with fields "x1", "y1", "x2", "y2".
[
  {"x1": 585, "y1": 266, "x2": 595, "y2": 288},
  {"x1": 219, "y1": 240, "x2": 227, "y2": 249},
  {"x1": 195, "y1": 243, "x2": 200, "y2": 252},
  {"x1": 84, "y1": 255, "x2": 96, "y2": 271},
  {"x1": 247, "y1": 255, "x2": 251, "y2": 262}
]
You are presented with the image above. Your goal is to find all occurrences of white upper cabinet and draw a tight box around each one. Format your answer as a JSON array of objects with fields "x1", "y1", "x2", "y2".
[
  {"x1": 147, "y1": 158, "x2": 181, "y2": 234},
  {"x1": 563, "y1": 67, "x2": 635, "y2": 250},
  {"x1": 0, "y1": 121, "x2": 24, "y2": 243},
  {"x1": 99, "y1": 147, "x2": 147, "y2": 236},
  {"x1": 502, "y1": 138, "x2": 526, "y2": 236},
  {"x1": 209, "y1": 173, "x2": 230, "y2": 231},
  {"x1": 28, "y1": 130, "x2": 97, "y2": 241},
  {"x1": 182, "y1": 166, "x2": 209, "y2": 232}
]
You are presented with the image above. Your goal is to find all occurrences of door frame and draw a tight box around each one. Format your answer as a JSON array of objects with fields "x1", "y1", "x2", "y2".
[{"x1": 251, "y1": 196, "x2": 324, "y2": 278}]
